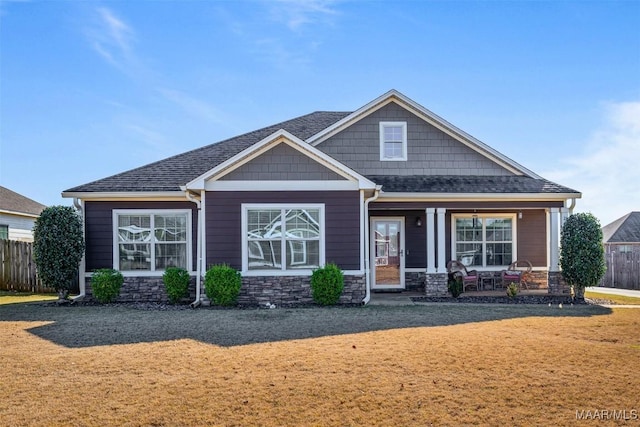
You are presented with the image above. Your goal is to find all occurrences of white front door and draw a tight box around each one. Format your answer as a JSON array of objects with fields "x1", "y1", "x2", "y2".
[{"x1": 371, "y1": 217, "x2": 405, "y2": 290}]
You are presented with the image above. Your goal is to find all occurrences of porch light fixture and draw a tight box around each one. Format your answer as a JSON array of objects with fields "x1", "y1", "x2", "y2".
[
  {"x1": 415, "y1": 217, "x2": 422, "y2": 227},
  {"x1": 472, "y1": 214, "x2": 478, "y2": 228}
]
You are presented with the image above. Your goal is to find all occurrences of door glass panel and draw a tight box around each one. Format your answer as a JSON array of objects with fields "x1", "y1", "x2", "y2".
[{"x1": 374, "y1": 220, "x2": 402, "y2": 286}]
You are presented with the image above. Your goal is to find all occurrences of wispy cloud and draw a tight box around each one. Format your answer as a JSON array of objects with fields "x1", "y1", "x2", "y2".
[
  {"x1": 543, "y1": 101, "x2": 640, "y2": 225},
  {"x1": 85, "y1": 7, "x2": 137, "y2": 72},
  {"x1": 269, "y1": 0, "x2": 340, "y2": 31},
  {"x1": 156, "y1": 88, "x2": 225, "y2": 124}
]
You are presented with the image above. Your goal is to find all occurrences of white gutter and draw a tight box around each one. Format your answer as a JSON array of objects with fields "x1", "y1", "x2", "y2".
[
  {"x1": 362, "y1": 186, "x2": 382, "y2": 305},
  {"x1": 71, "y1": 198, "x2": 86, "y2": 302},
  {"x1": 186, "y1": 191, "x2": 203, "y2": 308},
  {"x1": 566, "y1": 197, "x2": 577, "y2": 214}
]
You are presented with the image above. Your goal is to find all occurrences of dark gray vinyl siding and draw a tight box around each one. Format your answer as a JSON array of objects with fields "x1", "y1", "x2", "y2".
[
  {"x1": 319, "y1": 102, "x2": 512, "y2": 176},
  {"x1": 206, "y1": 191, "x2": 361, "y2": 271},
  {"x1": 220, "y1": 143, "x2": 346, "y2": 181},
  {"x1": 84, "y1": 201, "x2": 198, "y2": 271}
]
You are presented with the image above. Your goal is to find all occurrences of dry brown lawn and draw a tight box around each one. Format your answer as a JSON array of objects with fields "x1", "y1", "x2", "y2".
[{"x1": 1, "y1": 302, "x2": 639, "y2": 426}]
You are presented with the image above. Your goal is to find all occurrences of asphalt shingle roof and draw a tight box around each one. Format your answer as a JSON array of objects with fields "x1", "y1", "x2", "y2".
[
  {"x1": 0, "y1": 186, "x2": 46, "y2": 215},
  {"x1": 65, "y1": 111, "x2": 351, "y2": 193},
  {"x1": 602, "y1": 212, "x2": 640, "y2": 243},
  {"x1": 64, "y1": 109, "x2": 579, "y2": 196},
  {"x1": 367, "y1": 175, "x2": 580, "y2": 194}
]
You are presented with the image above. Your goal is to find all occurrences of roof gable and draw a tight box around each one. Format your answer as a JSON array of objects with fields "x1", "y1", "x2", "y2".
[
  {"x1": 308, "y1": 89, "x2": 540, "y2": 179},
  {"x1": 185, "y1": 129, "x2": 376, "y2": 191},
  {"x1": 0, "y1": 186, "x2": 46, "y2": 217},
  {"x1": 603, "y1": 212, "x2": 640, "y2": 243}
]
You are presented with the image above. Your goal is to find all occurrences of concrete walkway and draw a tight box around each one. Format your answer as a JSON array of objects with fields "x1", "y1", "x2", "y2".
[{"x1": 586, "y1": 286, "x2": 640, "y2": 298}]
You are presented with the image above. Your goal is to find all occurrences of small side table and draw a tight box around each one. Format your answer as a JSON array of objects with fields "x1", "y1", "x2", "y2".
[{"x1": 481, "y1": 277, "x2": 495, "y2": 291}]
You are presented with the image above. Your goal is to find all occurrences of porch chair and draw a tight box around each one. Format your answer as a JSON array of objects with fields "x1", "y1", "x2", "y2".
[
  {"x1": 501, "y1": 260, "x2": 533, "y2": 290},
  {"x1": 446, "y1": 260, "x2": 479, "y2": 292}
]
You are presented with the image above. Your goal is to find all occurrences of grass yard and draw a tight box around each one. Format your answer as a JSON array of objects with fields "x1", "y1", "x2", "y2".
[
  {"x1": 1, "y1": 301, "x2": 638, "y2": 426},
  {"x1": 585, "y1": 289, "x2": 640, "y2": 306}
]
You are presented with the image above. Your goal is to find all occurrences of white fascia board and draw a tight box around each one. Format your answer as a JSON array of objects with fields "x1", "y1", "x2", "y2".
[
  {"x1": 308, "y1": 89, "x2": 541, "y2": 179},
  {"x1": 0, "y1": 209, "x2": 39, "y2": 219},
  {"x1": 207, "y1": 180, "x2": 359, "y2": 191},
  {"x1": 186, "y1": 129, "x2": 376, "y2": 191},
  {"x1": 375, "y1": 192, "x2": 582, "y2": 202},
  {"x1": 61, "y1": 191, "x2": 187, "y2": 201}
]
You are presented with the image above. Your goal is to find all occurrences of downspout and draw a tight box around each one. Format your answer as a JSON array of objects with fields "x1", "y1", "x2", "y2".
[
  {"x1": 72, "y1": 198, "x2": 86, "y2": 302},
  {"x1": 186, "y1": 191, "x2": 203, "y2": 308},
  {"x1": 566, "y1": 198, "x2": 577, "y2": 214},
  {"x1": 362, "y1": 186, "x2": 382, "y2": 305}
]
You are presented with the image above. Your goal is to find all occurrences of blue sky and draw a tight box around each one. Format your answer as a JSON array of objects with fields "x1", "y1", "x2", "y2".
[{"x1": 1, "y1": 0, "x2": 638, "y2": 226}]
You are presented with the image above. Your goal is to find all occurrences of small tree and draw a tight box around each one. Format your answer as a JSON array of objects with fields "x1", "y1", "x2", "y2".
[
  {"x1": 560, "y1": 212, "x2": 606, "y2": 299},
  {"x1": 33, "y1": 206, "x2": 85, "y2": 301}
]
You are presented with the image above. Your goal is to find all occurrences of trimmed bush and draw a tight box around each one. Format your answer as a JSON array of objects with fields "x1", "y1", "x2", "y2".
[
  {"x1": 33, "y1": 205, "x2": 85, "y2": 300},
  {"x1": 204, "y1": 264, "x2": 241, "y2": 306},
  {"x1": 448, "y1": 277, "x2": 462, "y2": 298},
  {"x1": 310, "y1": 263, "x2": 344, "y2": 305},
  {"x1": 91, "y1": 269, "x2": 123, "y2": 303},
  {"x1": 560, "y1": 212, "x2": 606, "y2": 298},
  {"x1": 163, "y1": 267, "x2": 190, "y2": 304},
  {"x1": 506, "y1": 282, "x2": 519, "y2": 298}
]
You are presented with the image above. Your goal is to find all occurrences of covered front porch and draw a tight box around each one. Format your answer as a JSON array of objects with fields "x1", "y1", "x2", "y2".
[{"x1": 368, "y1": 203, "x2": 571, "y2": 297}]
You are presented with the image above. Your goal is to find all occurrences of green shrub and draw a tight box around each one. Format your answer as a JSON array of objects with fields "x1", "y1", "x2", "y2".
[
  {"x1": 560, "y1": 212, "x2": 606, "y2": 298},
  {"x1": 91, "y1": 269, "x2": 123, "y2": 303},
  {"x1": 310, "y1": 263, "x2": 344, "y2": 305},
  {"x1": 506, "y1": 282, "x2": 519, "y2": 298},
  {"x1": 163, "y1": 267, "x2": 190, "y2": 304},
  {"x1": 448, "y1": 277, "x2": 462, "y2": 298},
  {"x1": 204, "y1": 264, "x2": 241, "y2": 306},
  {"x1": 33, "y1": 206, "x2": 85, "y2": 300}
]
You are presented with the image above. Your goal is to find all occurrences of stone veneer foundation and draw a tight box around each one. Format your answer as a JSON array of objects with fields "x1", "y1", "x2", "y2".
[
  {"x1": 86, "y1": 276, "x2": 197, "y2": 303},
  {"x1": 548, "y1": 271, "x2": 571, "y2": 294},
  {"x1": 237, "y1": 274, "x2": 366, "y2": 306},
  {"x1": 425, "y1": 273, "x2": 448, "y2": 296},
  {"x1": 405, "y1": 272, "x2": 426, "y2": 293}
]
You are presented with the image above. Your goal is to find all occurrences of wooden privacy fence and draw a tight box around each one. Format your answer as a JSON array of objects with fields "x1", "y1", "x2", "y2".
[
  {"x1": 600, "y1": 247, "x2": 640, "y2": 290},
  {"x1": 0, "y1": 240, "x2": 55, "y2": 293}
]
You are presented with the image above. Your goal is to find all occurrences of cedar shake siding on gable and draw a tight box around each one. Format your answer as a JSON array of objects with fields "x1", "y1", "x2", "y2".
[
  {"x1": 220, "y1": 143, "x2": 346, "y2": 181},
  {"x1": 84, "y1": 201, "x2": 198, "y2": 271},
  {"x1": 205, "y1": 191, "x2": 361, "y2": 271},
  {"x1": 319, "y1": 102, "x2": 512, "y2": 176}
]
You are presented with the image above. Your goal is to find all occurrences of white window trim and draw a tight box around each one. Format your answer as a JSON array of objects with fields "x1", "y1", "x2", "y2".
[
  {"x1": 379, "y1": 121, "x2": 408, "y2": 161},
  {"x1": 113, "y1": 209, "x2": 193, "y2": 274},
  {"x1": 241, "y1": 204, "x2": 325, "y2": 276},
  {"x1": 450, "y1": 213, "x2": 517, "y2": 270}
]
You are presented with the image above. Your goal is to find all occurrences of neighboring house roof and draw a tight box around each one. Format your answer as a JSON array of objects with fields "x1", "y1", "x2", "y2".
[
  {"x1": 64, "y1": 111, "x2": 349, "y2": 193},
  {"x1": 368, "y1": 175, "x2": 578, "y2": 195},
  {"x1": 602, "y1": 212, "x2": 640, "y2": 243},
  {"x1": 62, "y1": 90, "x2": 579, "y2": 197},
  {"x1": 0, "y1": 186, "x2": 46, "y2": 217}
]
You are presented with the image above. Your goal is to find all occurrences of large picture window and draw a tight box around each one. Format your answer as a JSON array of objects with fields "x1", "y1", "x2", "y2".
[
  {"x1": 114, "y1": 210, "x2": 190, "y2": 272},
  {"x1": 452, "y1": 215, "x2": 515, "y2": 268},
  {"x1": 243, "y1": 205, "x2": 324, "y2": 273}
]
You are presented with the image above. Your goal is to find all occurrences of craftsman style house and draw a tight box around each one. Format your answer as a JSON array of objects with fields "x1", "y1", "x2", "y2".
[{"x1": 63, "y1": 90, "x2": 580, "y2": 305}]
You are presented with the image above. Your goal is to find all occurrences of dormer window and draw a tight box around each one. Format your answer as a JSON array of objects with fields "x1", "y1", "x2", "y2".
[{"x1": 379, "y1": 121, "x2": 407, "y2": 161}]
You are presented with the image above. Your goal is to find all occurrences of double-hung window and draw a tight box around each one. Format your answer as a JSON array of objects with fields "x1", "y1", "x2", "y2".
[
  {"x1": 0, "y1": 224, "x2": 8, "y2": 240},
  {"x1": 452, "y1": 214, "x2": 516, "y2": 268},
  {"x1": 379, "y1": 122, "x2": 407, "y2": 161},
  {"x1": 114, "y1": 210, "x2": 191, "y2": 272},
  {"x1": 243, "y1": 204, "x2": 324, "y2": 273}
]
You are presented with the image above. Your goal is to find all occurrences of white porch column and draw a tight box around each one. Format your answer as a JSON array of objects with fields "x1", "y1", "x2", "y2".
[
  {"x1": 426, "y1": 208, "x2": 436, "y2": 274},
  {"x1": 549, "y1": 207, "x2": 560, "y2": 272},
  {"x1": 437, "y1": 208, "x2": 447, "y2": 273}
]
